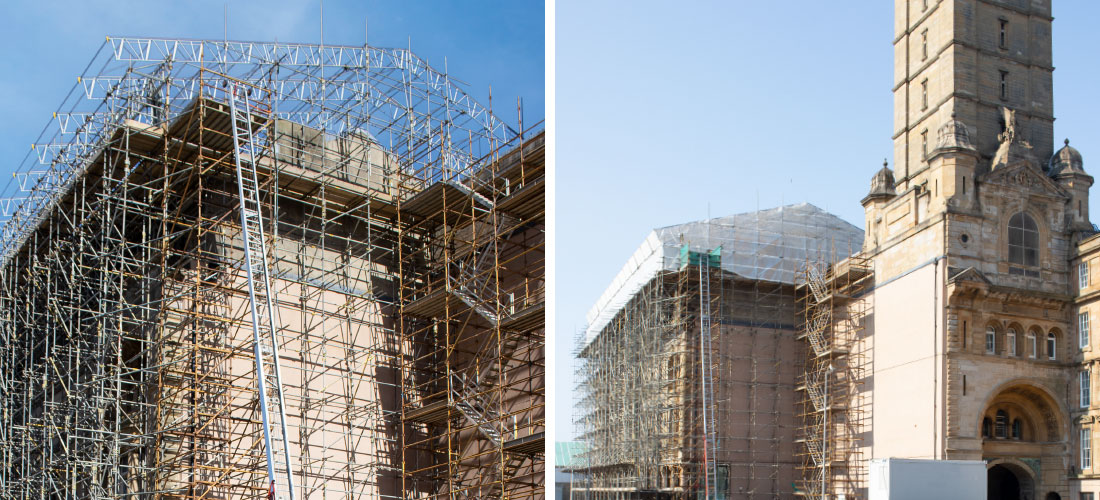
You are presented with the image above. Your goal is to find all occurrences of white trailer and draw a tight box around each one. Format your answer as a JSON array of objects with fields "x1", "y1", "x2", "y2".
[{"x1": 868, "y1": 458, "x2": 986, "y2": 500}]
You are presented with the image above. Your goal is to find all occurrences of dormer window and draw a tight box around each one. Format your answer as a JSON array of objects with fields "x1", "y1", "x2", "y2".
[{"x1": 1008, "y1": 212, "x2": 1038, "y2": 266}]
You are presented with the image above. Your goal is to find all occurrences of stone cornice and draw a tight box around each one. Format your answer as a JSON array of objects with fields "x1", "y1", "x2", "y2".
[{"x1": 948, "y1": 278, "x2": 1071, "y2": 309}]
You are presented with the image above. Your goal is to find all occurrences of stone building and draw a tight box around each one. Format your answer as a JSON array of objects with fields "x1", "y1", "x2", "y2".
[{"x1": 853, "y1": 0, "x2": 1092, "y2": 498}]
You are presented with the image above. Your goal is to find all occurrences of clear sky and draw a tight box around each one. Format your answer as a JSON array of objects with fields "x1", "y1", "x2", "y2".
[
  {"x1": 555, "y1": 1, "x2": 1100, "y2": 438},
  {"x1": 0, "y1": 0, "x2": 544, "y2": 178}
]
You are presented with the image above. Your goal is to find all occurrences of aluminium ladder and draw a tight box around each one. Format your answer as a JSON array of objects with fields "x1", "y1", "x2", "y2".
[
  {"x1": 698, "y1": 262, "x2": 719, "y2": 500},
  {"x1": 227, "y1": 82, "x2": 296, "y2": 500}
]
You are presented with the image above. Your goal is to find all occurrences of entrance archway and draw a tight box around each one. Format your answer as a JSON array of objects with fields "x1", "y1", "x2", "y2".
[
  {"x1": 988, "y1": 465, "x2": 1018, "y2": 499},
  {"x1": 980, "y1": 382, "x2": 1067, "y2": 500},
  {"x1": 986, "y1": 462, "x2": 1034, "y2": 500}
]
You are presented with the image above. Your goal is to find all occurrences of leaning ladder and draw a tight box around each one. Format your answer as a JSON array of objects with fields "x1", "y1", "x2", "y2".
[
  {"x1": 698, "y1": 262, "x2": 719, "y2": 500},
  {"x1": 227, "y1": 82, "x2": 296, "y2": 500}
]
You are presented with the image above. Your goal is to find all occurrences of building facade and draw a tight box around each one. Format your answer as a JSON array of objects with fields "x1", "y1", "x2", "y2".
[{"x1": 851, "y1": 1, "x2": 1093, "y2": 499}]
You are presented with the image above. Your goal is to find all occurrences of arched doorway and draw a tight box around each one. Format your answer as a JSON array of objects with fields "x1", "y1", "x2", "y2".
[
  {"x1": 1046, "y1": 493, "x2": 1061, "y2": 500},
  {"x1": 985, "y1": 460, "x2": 1036, "y2": 500},
  {"x1": 987, "y1": 465, "x2": 1020, "y2": 500}
]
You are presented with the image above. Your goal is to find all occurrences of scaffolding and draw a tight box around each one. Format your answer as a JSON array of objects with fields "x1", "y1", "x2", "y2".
[
  {"x1": 573, "y1": 204, "x2": 862, "y2": 499},
  {"x1": 794, "y1": 257, "x2": 872, "y2": 499},
  {"x1": 396, "y1": 128, "x2": 545, "y2": 500},
  {"x1": 0, "y1": 36, "x2": 543, "y2": 500}
]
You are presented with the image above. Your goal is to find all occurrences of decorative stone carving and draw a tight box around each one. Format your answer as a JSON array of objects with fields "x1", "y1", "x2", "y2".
[{"x1": 992, "y1": 107, "x2": 1039, "y2": 171}]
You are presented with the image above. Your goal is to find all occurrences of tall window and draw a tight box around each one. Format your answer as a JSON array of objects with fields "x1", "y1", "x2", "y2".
[
  {"x1": 995, "y1": 410, "x2": 1009, "y2": 438},
  {"x1": 1083, "y1": 369, "x2": 1092, "y2": 408},
  {"x1": 1048, "y1": 332, "x2": 1057, "y2": 360},
  {"x1": 921, "y1": 29, "x2": 929, "y2": 61},
  {"x1": 1012, "y1": 419, "x2": 1022, "y2": 440},
  {"x1": 1083, "y1": 261, "x2": 1091, "y2": 289},
  {"x1": 1008, "y1": 213, "x2": 1039, "y2": 266},
  {"x1": 986, "y1": 326, "x2": 997, "y2": 354},
  {"x1": 1084, "y1": 428, "x2": 1093, "y2": 470},
  {"x1": 921, "y1": 129, "x2": 929, "y2": 159},
  {"x1": 1028, "y1": 331, "x2": 1037, "y2": 358},
  {"x1": 1000, "y1": 71, "x2": 1009, "y2": 100},
  {"x1": 999, "y1": 19, "x2": 1008, "y2": 48},
  {"x1": 1007, "y1": 328, "x2": 1017, "y2": 356},
  {"x1": 921, "y1": 79, "x2": 929, "y2": 110},
  {"x1": 1083, "y1": 312, "x2": 1092, "y2": 349}
]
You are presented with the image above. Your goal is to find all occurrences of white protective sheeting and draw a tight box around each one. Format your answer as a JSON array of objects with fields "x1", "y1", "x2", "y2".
[{"x1": 583, "y1": 203, "x2": 864, "y2": 347}]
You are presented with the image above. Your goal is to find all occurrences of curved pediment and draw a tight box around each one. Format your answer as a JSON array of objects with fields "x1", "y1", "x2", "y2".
[{"x1": 981, "y1": 162, "x2": 1069, "y2": 200}]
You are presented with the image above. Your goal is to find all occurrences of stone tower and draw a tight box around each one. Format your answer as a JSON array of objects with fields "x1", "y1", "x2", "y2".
[
  {"x1": 856, "y1": 1, "x2": 1096, "y2": 499},
  {"x1": 892, "y1": 0, "x2": 1054, "y2": 187}
]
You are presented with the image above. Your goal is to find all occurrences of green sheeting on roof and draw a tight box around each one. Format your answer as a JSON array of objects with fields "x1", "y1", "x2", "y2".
[{"x1": 679, "y1": 244, "x2": 722, "y2": 270}]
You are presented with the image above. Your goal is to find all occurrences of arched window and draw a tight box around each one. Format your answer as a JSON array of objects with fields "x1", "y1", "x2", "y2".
[
  {"x1": 986, "y1": 326, "x2": 997, "y2": 354},
  {"x1": 1048, "y1": 332, "x2": 1057, "y2": 360},
  {"x1": 1007, "y1": 328, "x2": 1017, "y2": 356},
  {"x1": 982, "y1": 417, "x2": 993, "y2": 438},
  {"x1": 1012, "y1": 418, "x2": 1023, "y2": 439},
  {"x1": 995, "y1": 410, "x2": 1009, "y2": 438},
  {"x1": 1008, "y1": 212, "x2": 1039, "y2": 266},
  {"x1": 1028, "y1": 331, "x2": 1037, "y2": 358}
]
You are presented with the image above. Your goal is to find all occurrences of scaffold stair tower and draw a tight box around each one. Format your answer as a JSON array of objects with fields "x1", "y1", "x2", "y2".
[
  {"x1": 451, "y1": 371, "x2": 504, "y2": 445},
  {"x1": 228, "y1": 80, "x2": 297, "y2": 500}
]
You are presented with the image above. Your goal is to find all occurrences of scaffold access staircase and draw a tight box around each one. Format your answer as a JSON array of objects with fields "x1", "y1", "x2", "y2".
[
  {"x1": 805, "y1": 308, "x2": 831, "y2": 356},
  {"x1": 452, "y1": 249, "x2": 502, "y2": 326},
  {"x1": 451, "y1": 371, "x2": 504, "y2": 445},
  {"x1": 795, "y1": 258, "x2": 872, "y2": 498},
  {"x1": 227, "y1": 81, "x2": 297, "y2": 500}
]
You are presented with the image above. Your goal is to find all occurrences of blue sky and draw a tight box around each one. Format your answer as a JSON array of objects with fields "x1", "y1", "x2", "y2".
[
  {"x1": 555, "y1": 1, "x2": 1100, "y2": 438},
  {"x1": 0, "y1": 0, "x2": 544, "y2": 176}
]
